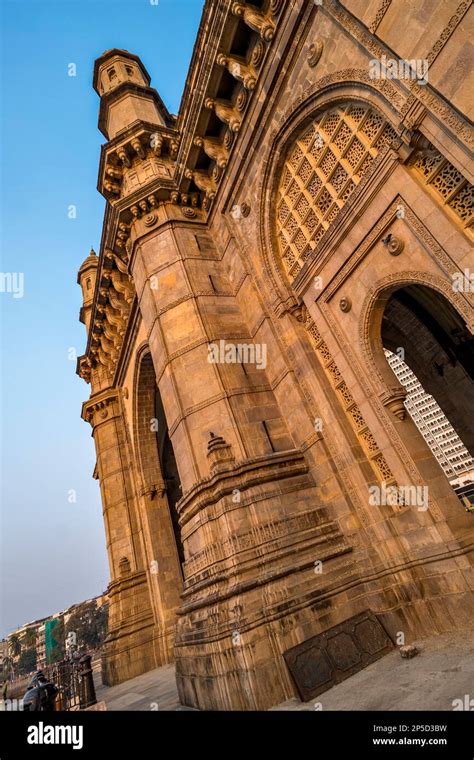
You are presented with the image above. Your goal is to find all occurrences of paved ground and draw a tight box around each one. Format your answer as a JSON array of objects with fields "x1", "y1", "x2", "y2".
[
  {"x1": 96, "y1": 630, "x2": 473, "y2": 711},
  {"x1": 271, "y1": 630, "x2": 474, "y2": 711},
  {"x1": 95, "y1": 664, "x2": 185, "y2": 711}
]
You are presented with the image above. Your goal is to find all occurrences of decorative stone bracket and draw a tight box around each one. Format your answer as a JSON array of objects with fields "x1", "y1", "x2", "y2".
[{"x1": 379, "y1": 386, "x2": 408, "y2": 420}]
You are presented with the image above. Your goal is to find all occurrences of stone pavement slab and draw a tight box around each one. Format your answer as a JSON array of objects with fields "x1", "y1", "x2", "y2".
[{"x1": 96, "y1": 663, "x2": 184, "y2": 711}]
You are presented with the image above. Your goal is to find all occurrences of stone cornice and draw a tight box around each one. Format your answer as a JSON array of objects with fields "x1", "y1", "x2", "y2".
[
  {"x1": 80, "y1": 1, "x2": 291, "y2": 387},
  {"x1": 96, "y1": 0, "x2": 287, "y2": 222},
  {"x1": 81, "y1": 386, "x2": 123, "y2": 426},
  {"x1": 97, "y1": 120, "x2": 180, "y2": 202}
]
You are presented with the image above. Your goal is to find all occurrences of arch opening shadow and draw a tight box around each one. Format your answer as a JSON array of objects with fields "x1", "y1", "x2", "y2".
[{"x1": 381, "y1": 285, "x2": 474, "y2": 507}]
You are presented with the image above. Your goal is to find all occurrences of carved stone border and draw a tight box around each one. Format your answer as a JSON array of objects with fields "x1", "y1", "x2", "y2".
[
  {"x1": 369, "y1": 0, "x2": 393, "y2": 34},
  {"x1": 321, "y1": 195, "x2": 463, "y2": 304}
]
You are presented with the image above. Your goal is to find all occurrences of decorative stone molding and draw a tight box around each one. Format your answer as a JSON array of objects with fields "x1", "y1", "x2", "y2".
[
  {"x1": 207, "y1": 432, "x2": 235, "y2": 475},
  {"x1": 369, "y1": 0, "x2": 392, "y2": 34},
  {"x1": 404, "y1": 86, "x2": 473, "y2": 148},
  {"x1": 98, "y1": 123, "x2": 180, "y2": 202},
  {"x1": 181, "y1": 508, "x2": 347, "y2": 592},
  {"x1": 307, "y1": 39, "x2": 323, "y2": 68},
  {"x1": 178, "y1": 449, "x2": 313, "y2": 527},
  {"x1": 382, "y1": 234, "x2": 405, "y2": 255},
  {"x1": 379, "y1": 386, "x2": 407, "y2": 420},
  {"x1": 274, "y1": 295, "x2": 303, "y2": 319},
  {"x1": 425, "y1": 0, "x2": 471, "y2": 67},
  {"x1": 82, "y1": 389, "x2": 121, "y2": 426},
  {"x1": 298, "y1": 310, "x2": 397, "y2": 490},
  {"x1": 339, "y1": 297, "x2": 352, "y2": 312}
]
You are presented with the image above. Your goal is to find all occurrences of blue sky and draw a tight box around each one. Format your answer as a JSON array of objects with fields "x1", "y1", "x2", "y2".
[{"x1": 0, "y1": 0, "x2": 204, "y2": 637}]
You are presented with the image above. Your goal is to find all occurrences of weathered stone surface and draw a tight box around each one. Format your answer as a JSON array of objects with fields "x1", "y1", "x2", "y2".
[{"x1": 77, "y1": 3, "x2": 474, "y2": 711}]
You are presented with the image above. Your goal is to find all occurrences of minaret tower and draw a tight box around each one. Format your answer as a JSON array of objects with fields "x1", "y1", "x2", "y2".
[
  {"x1": 77, "y1": 247, "x2": 98, "y2": 333},
  {"x1": 93, "y1": 48, "x2": 172, "y2": 138}
]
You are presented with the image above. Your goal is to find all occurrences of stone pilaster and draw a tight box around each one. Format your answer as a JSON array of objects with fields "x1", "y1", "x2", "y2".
[{"x1": 82, "y1": 387, "x2": 157, "y2": 684}]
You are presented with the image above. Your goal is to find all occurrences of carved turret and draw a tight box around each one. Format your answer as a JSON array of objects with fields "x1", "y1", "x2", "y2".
[
  {"x1": 93, "y1": 49, "x2": 173, "y2": 139},
  {"x1": 77, "y1": 248, "x2": 98, "y2": 333}
]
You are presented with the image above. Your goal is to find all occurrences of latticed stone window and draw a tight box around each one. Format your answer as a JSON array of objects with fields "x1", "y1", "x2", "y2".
[
  {"x1": 411, "y1": 144, "x2": 473, "y2": 229},
  {"x1": 276, "y1": 103, "x2": 397, "y2": 281}
]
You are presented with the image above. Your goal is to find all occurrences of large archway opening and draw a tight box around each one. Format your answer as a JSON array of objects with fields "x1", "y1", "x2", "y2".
[
  {"x1": 381, "y1": 284, "x2": 474, "y2": 507},
  {"x1": 135, "y1": 352, "x2": 185, "y2": 577},
  {"x1": 153, "y1": 385, "x2": 185, "y2": 568}
]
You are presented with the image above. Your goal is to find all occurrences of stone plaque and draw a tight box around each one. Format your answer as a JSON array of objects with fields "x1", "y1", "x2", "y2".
[{"x1": 283, "y1": 611, "x2": 394, "y2": 701}]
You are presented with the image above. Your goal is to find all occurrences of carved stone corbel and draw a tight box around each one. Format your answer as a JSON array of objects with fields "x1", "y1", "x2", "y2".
[
  {"x1": 117, "y1": 147, "x2": 131, "y2": 167},
  {"x1": 169, "y1": 137, "x2": 180, "y2": 159},
  {"x1": 104, "y1": 180, "x2": 120, "y2": 195},
  {"x1": 99, "y1": 313, "x2": 120, "y2": 343},
  {"x1": 131, "y1": 138, "x2": 145, "y2": 159},
  {"x1": 110, "y1": 269, "x2": 133, "y2": 303},
  {"x1": 231, "y1": 2, "x2": 275, "y2": 42},
  {"x1": 205, "y1": 97, "x2": 241, "y2": 133},
  {"x1": 185, "y1": 168, "x2": 217, "y2": 200},
  {"x1": 106, "y1": 166, "x2": 122, "y2": 180},
  {"x1": 379, "y1": 386, "x2": 407, "y2": 420},
  {"x1": 193, "y1": 135, "x2": 228, "y2": 168},
  {"x1": 150, "y1": 132, "x2": 163, "y2": 156},
  {"x1": 105, "y1": 303, "x2": 126, "y2": 334},
  {"x1": 112, "y1": 252, "x2": 129, "y2": 275},
  {"x1": 216, "y1": 53, "x2": 257, "y2": 90}
]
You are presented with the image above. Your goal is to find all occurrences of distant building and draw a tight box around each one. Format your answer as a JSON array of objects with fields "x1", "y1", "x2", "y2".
[
  {"x1": 4, "y1": 593, "x2": 108, "y2": 671},
  {"x1": 386, "y1": 351, "x2": 474, "y2": 486},
  {"x1": 5, "y1": 619, "x2": 45, "y2": 668},
  {"x1": 0, "y1": 640, "x2": 9, "y2": 661},
  {"x1": 36, "y1": 625, "x2": 46, "y2": 669}
]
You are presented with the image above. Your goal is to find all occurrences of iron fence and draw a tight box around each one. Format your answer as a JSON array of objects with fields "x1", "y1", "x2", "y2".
[{"x1": 44, "y1": 655, "x2": 96, "y2": 711}]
